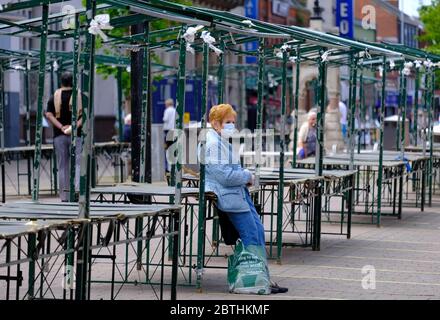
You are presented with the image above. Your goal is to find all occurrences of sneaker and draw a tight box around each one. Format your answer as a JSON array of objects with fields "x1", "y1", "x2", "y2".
[{"x1": 270, "y1": 283, "x2": 288, "y2": 294}]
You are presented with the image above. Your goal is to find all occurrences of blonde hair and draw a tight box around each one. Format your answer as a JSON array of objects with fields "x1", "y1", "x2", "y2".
[
  {"x1": 165, "y1": 98, "x2": 174, "y2": 107},
  {"x1": 307, "y1": 110, "x2": 317, "y2": 119},
  {"x1": 209, "y1": 104, "x2": 237, "y2": 124}
]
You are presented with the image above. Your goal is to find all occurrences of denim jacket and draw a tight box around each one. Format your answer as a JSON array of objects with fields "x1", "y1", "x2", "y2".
[{"x1": 201, "y1": 129, "x2": 252, "y2": 213}]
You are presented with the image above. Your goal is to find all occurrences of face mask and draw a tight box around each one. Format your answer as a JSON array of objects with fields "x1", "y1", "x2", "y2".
[{"x1": 221, "y1": 123, "x2": 236, "y2": 138}]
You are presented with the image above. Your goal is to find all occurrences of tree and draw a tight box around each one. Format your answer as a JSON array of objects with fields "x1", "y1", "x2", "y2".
[
  {"x1": 419, "y1": 0, "x2": 440, "y2": 55},
  {"x1": 419, "y1": 1, "x2": 440, "y2": 89}
]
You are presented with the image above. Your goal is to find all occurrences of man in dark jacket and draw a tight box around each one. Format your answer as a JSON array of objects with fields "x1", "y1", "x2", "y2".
[{"x1": 45, "y1": 72, "x2": 82, "y2": 202}]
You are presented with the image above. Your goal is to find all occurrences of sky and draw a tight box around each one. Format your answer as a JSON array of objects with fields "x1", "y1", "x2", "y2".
[{"x1": 400, "y1": 0, "x2": 433, "y2": 17}]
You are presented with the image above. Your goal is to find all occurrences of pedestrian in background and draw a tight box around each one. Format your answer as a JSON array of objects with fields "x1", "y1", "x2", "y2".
[{"x1": 45, "y1": 72, "x2": 82, "y2": 202}]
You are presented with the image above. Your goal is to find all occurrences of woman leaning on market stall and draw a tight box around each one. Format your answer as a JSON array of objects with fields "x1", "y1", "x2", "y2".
[{"x1": 200, "y1": 103, "x2": 288, "y2": 295}]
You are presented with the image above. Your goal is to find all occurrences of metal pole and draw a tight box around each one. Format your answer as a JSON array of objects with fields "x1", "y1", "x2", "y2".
[
  {"x1": 414, "y1": 68, "x2": 420, "y2": 145},
  {"x1": 400, "y1": 69, "x2": 408, "y2": 158},
  {"x1": 255, "y1": 38, "x2": 265, "y2": 190},
  {"x1": 27, "y1": 233, "x2": 36, "y2": 299},
  {"x1": 50, "y1": 63, "x2": 55, "y2": 97},
  {"x1": 240, "y1": 68, "x2": 246, "y2": 129},
  {"x1": 52, "y1": 61, "x2": 58, "y2": 195},
  {"x1": 56, "y1": 59, "x2": 62, "y2": 88},
  {"x1": 69, "y1": 13, "x2": 80, "y2": 202},
  {"x1": 423, "y1": 72, "x2": 429, "y2": 157},
  {"x1": 172, "y1": 26, "x2": 187, "y2": 204},
  {"x1": 292, "y1": 45, "x2": 300, "y2": 167},
  {"x1": 217, "y1": 40, "x2": 225, "y2": 104},
  {"x1": 196, "y1": 42, "x2": 209, "y2": 291},
  {"x1": 276, "y1": 50, "x2": 287, "y2": 263},
  {"x1": 139, "y1": 22, "x2": 150, "y2": 184},
  {"x1": 0, "y1": 64, "x2": 4, "y2": 149},
  {"x1": 24, "y1": 61, "x2": 33, "y2": 195},
  {"x1": 358, "y1": 69, "x2": 364, "y2": 153},
  {"x1": 428, "y1": 70, "x2": 435, "y2": 206},
  {"x1": 377, "y1": 56, "x2": 387, "y2": 227},
  {"x1": 146, "y1": 30, "x2": 152, "y2": 185},
  {"x1": 348, "y1": 54, "x2": 358, "y2": 171},
  {"x1": 130, "y1": 23, "x2": 144, "y2": 184},
  {"x1": 171, "y1": 211, "x2": 179, "y2": 300},
  {"x1": 78, "y1": 0, "x2": 96, "y2": 218},
  {"x1": 313, "y1": 50, "x2": 327, "y2": 251},
  {"x1": 397, "y1": 68, "x2": 404, "y2": 150},
  {"x1": 76, "y1": 0, "x2": 97, "y2": 300},
  {"x1": 0, "y1": 63, "x2": 4, "y2": 203},
  {"x1": 210, "y1": 38, "x2": 224, "y2": 259},
  {"x1": 25, "y1": 62, "x2": 31, "y2": 146},
  {"x1": 117, "y1": 67, "x2": 124, "y2": 142},
  {"x1": 31, "y1": 4, "x2": 49, "y2": 201}
]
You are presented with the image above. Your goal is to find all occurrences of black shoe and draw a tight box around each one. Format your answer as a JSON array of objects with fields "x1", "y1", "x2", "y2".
[{"x1": 270, "y1": 283, "x2": 288, "y2": 294}]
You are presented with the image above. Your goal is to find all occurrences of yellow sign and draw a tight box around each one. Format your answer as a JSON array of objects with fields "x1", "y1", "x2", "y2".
[{"x1": 183, "y1": 112, "x2": 190, "y2": 124}]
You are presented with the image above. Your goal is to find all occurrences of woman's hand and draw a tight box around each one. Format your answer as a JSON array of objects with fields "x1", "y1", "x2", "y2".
[
  {"x1": 62, "y1": 125, "x2": 72, "y2": 135},
  {"x1": 245, "y1": 170, "x2": 255, "y2": 187}
]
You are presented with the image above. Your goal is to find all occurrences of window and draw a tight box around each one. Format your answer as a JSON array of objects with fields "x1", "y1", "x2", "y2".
[{"x1": 404, "y1": 24, "x2": 418, "y2": 48}]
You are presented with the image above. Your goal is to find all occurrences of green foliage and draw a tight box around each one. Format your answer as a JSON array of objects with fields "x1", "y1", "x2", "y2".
[
  {"x1": 419, "y1": 1, "x2": 440, "y2": 89},
  {"x1": 419, "y1": 1, "x2": 440, "y2": 55},
  {"x1": 81, "y1": 0, "x2": 193, "y2": 98}
]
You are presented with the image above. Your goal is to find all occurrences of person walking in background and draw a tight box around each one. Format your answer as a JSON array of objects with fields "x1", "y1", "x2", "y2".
[
  {"x1": 123, "y1": 113, "x2": 131, "y2": 142},
  {"x1": 339, "y1": 96, "x2": 348, "y2": 141},
  {"x1": 45, "y1": 72, "x2": 82, "y2": 202},
  {"x1": 163, "y1": 98, "x2": 176, "y2": 173},
  {"x1": 297, "y1": 110, "x2": 317, "y2": 159}
]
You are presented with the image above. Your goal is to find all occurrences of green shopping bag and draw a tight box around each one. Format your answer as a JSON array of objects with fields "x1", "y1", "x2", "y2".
[{"x1": 227, "y1": 240, "x2": 271, "y2": 295}]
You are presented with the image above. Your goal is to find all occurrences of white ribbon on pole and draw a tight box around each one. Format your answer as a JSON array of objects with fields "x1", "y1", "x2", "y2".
[
  {"x1": 424, "y1": 59, "x2": 433, "y2": 69},
  {"x1": 229, "y1": 32, "x2": 236, "y2": 45},
  {"x1": 389, "y1": 59, "x2": 395, "y2": 70},
  {"x1": 13, "y1": 65, "x2": 26, "y2": 71},
  {"x1": 414, "y1": 60, "x2": 422, "y2": 69},
  {"x1": 289, "y1": 56, "x2": 297, "y2": 64},
  {"x1": 182, "y1": 25, "x2": 204, "y2": 54},
  {"x1": 241, "y1": 20, "x2": 256, "y2": 28},
  {"x1": 200, "y1": 31, "x2": 223, "y2": 56},
  {"x1": 280, "y1": 44, "x2": 290, "y2": 52},
  {"x1": 88, "y1": 14, "x2": 113, "y2": 42},
  {"x1": 321, "y1": 50, "x2": 332, "y2": 62},
  {"x1": 402, "y1": 61, "x2": 413, "y2": 76},
  {"x1": 364, "y1": 49, "x2": 372, "y2": 59}
]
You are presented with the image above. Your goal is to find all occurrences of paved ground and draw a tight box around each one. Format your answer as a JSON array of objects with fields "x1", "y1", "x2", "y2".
[
  {"x1": 1, "y1": 161, "x2": 440, "y2": 300},
  {"x1": 170, "y1": 197, "x2": 440, "y2": 300}
]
